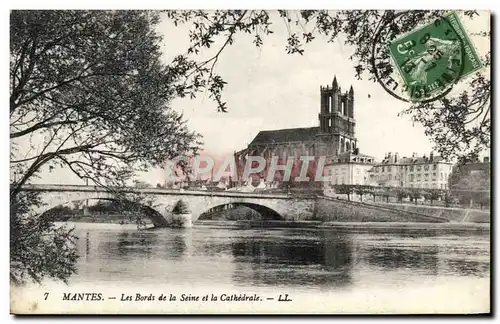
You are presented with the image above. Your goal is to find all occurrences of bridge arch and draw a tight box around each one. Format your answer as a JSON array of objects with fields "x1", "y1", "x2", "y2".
[
  {"x1": 37, "y1": 197, "x2": 167, "y2": 228},
  {"x1": 197, "y1": 202, "x2": 284, "y2": 222}
]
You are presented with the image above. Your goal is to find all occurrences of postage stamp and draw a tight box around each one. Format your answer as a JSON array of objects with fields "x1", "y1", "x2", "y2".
[{"x1": 388, "y1": 12, "x2": 483, "y2": 102}]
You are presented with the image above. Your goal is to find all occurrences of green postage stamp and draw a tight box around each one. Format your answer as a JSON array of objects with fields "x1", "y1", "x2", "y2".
[{"x1": 388, "y1": 11, "x2": 483, "y2": 101}]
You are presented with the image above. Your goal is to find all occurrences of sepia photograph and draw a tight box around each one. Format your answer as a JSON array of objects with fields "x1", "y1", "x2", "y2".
[{"x1": 8, "y1": 7, "x2": 491, "y2": 315}]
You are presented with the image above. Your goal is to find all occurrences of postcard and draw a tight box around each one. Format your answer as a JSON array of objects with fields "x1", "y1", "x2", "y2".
[{"x1": 9, "y1": 9, "x2": 490, "y2": 315}]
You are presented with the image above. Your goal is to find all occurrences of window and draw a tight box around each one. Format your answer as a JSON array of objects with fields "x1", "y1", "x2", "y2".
[
  {"x1": 329, "y1": 119, "x2": 332, "y2": 127},
  {"x1": 440, "y1": 173, "x2": 443, "y2": 180},
  {"x1": 424, "y1": 165, "x2": 429, "y2": 171},
  {"x1": 410, "y1": 174, "x2": 414, "y2": 182},
  {"x1": 382, "y1": 166, "x2": 385, "y2": 172},
  {"x1": 424, "y1": 173, "x2": 429, "y2": 179},
  {"x1": 433, "y1": 164, "x2": 437, "y2": 170},
  {"x1": 417, "y1": 166, "x2": 421, "y2": 171},
  {"x1": 410, "y1": 166, "x2": 414, "y2": 171},
  {"x1": 433, "y1": 172, "x2": 436, "y2": 176},
  {"x1": 388, "y1": 166, "x2": 392, "y2": 172},
  {"x1": 394, "y1": 175, "x2": 397, "y2": 180}
]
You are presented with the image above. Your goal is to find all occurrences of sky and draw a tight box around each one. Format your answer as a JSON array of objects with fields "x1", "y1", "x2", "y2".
[{"x1": 20, "y1": 10, "x2": 491, "y2": 186}]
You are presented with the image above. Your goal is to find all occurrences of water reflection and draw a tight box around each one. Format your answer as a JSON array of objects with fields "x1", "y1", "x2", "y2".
[
  {"x1": 69, "y1": 222, "x2": 490, "y2": 289},
  {"x1": 229, "y1": 230, "x2": 353, "y2": 288},
  {"x1": 445, "y1": 259, "x2": 490, "y2": 277},
  {"x1": 364, "y1": 246, "x2": 439, "y2": 275}
]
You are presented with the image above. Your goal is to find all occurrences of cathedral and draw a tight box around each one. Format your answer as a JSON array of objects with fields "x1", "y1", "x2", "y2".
[{"x1": 234, "y1": 76, "x2": 361, "y2": 184}]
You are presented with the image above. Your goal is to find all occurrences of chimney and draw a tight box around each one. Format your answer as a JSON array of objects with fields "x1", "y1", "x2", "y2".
[
  {"x1": 430, "y1": 151, "x2": 434, "y2": 161},
  {"x1": 484, "y1": 157, "x2": 490, "y2": 163},
  {"x1": 412, "y1": 152, "x2": 417, "y2": 158},
  {"x1": 394, "y1": 152, "x2": 399, "y2": 163}
]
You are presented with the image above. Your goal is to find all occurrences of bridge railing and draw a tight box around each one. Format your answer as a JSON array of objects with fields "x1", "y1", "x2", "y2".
[{"x1": 20, "y1": 184, "x2": 317, "y2": 199}]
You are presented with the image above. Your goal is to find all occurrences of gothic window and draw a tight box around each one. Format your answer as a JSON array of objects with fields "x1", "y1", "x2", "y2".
[
  {"x1": 329, "y1": 96, "x2": 333, "y2": 113},
  {"x1": 329, "y1": 119, "x2": 332, "y2": 127}
]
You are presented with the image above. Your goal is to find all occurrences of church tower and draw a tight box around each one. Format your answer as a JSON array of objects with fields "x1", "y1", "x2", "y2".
[{"x1": 317, "y1": 76, "x2": 357, "y2": 155}]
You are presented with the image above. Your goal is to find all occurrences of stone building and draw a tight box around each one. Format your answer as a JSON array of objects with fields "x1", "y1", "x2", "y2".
[
  {"x1": 324, "y1": 150, "x2": 376, "y2": 186},
  {"x1": 368, "y1": 152, "x2": 453, "y2": 189},
  {"x1": 234, "y1": 77, "x2": 364, "y2": 184}
]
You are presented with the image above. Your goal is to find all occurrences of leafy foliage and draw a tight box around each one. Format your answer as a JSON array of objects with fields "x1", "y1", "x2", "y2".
[
  {"x1": 172, "y1": 199, "x2": 191, "y2": 214},
  {"x1": 394, "y1": 187, "x2": 411, "y2": 203},
  {"x1": 422, "y1": 189, "x2": 442, "y2": 205},
  {"x1": 450, "y1": 169, "x2": 490, "y2": 208},
  {"x1": 353, "y1": 185, "x2": 371, "y2": 202},
  {"x1": 10, "y1": 10, "x2": 202, "y2": 199},
  {"x1": 165, "y1": 10, "x2": 489, "y2": 162},
  {"x1": 334, "y1": 184, "x2": 353, "y2": 201},
  {"x1": 10, "y1": 191, "x2": 78, "y2": 285}
]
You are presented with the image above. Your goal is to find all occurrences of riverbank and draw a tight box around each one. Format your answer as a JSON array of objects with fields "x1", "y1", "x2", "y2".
[
  {"x1": 193, "y1": 219, "x2": 489, "y2": 232},
  {"x1": 371, "y1": 201, "x2": 490, "y2": 223}
]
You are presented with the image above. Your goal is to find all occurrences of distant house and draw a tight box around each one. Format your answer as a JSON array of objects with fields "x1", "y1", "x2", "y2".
[
  {"x1": 368, "y1": 152, "x2": 453, "y2": 189},
  {"x1": 324, "y1": 149, "x2": 376, "y2": 186}
]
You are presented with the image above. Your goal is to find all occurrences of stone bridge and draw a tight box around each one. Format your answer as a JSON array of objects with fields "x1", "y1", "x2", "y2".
[
  {"x1": 20, "y1": 184, "x2": 317, "y2": 227},
  {"x1": 19, "y1": 184, "x2": 449, "y2": 227}
]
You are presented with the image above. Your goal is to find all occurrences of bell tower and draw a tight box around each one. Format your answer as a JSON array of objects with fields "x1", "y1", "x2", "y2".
[{"x1": 317, "y1": 76, "x2": 357, "y2": 155}]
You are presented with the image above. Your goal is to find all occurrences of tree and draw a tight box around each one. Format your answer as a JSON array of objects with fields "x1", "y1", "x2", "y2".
[
  {"x1": 10, "y1": 11, "x2": 201, "y2": 284},
  {"x1": 334, "y1": 184, "x2": 353, "y2": 201},
  {"x1": 408, "y1": 188, "x2": 422, "y2": 205},
  {"x1": 450, "y1": 171, "x2": 490, "y2": 208},
  {"x1": 165, "y1": 10, "x2": 489, "y2": 163},
  {"x1": 380, "y1": 187, "x2": 391, "y2": 203},
  {"x1": 172, "y1": 199, "x2": 191, "y2": 214},
  {"x1": 10, "y1": 191, "x2": 78, "y2": 285},
  {"x1": 394, "y1": 187, "x2": 410, "y2": 204},
  {"x1": 353, "y1": 185, "x2": 370, "y2": 202},
  {"x1": 441, "y1": 190, "x2": 454, "y2": 207},
  {"x1": 423, "y1": 189, "x2": 442, "y2": 206},
  {"x1": 10, "y1": 10, "x2": 201, "y2": 199}
]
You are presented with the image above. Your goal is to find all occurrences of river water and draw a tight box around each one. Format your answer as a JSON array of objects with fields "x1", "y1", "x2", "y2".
[{"x1": 12, "y1": 221, "x2": 491, "y2": 314}]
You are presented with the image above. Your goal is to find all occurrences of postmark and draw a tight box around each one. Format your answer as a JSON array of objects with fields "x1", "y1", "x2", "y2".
[{"x1": 372, "y1": 11, "x2": 483, "y2": 103}]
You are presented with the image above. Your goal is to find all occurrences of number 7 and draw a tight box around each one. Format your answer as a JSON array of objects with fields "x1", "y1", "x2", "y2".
[{"x1": 44, "y1": 292, "x2": 49, "y2": 300}]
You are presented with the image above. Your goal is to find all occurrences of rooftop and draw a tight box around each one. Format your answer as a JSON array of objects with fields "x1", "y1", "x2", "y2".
[{"x1": 249, "y1": 126, "x2": 320, "y2": 146}]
